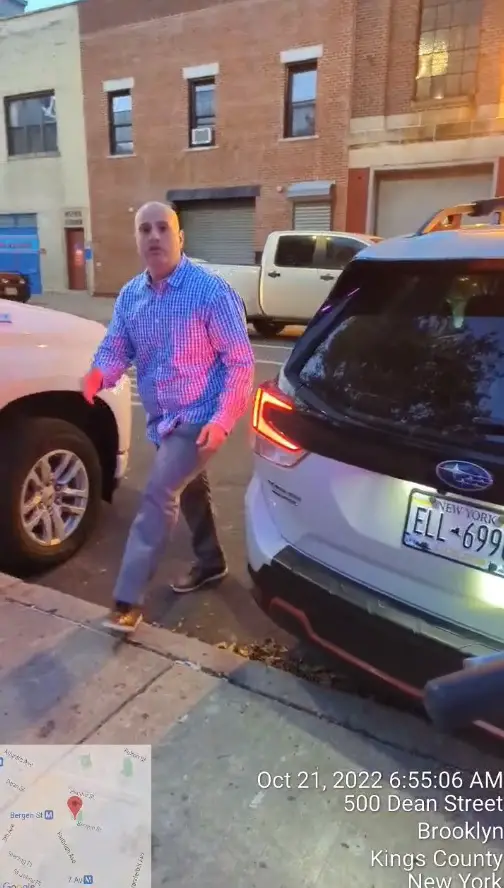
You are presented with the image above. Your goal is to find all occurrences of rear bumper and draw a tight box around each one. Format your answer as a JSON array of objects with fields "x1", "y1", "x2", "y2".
[
  {"x1": 0, "y1": 283, "x2": 30, "y2": 302},
  {"x1": 248, "y1": 546, "x2": 504, "y2": 737}
]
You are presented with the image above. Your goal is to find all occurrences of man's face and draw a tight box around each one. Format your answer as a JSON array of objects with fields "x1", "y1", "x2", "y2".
[{"x1": 135, "y1": 204, "x2": 184, "y2": 279}]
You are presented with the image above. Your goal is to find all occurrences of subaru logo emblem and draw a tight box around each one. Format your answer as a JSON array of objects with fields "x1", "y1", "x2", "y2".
[{"x1": 435, "y1": 460, "x2": 493, "y2": 492}]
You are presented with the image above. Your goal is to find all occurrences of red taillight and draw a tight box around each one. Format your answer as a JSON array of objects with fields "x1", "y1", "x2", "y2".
[{"x1": 251, "y1": 382, "x2": 306, "y2": 466}]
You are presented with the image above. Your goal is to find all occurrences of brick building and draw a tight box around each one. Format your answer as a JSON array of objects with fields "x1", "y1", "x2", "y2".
[
  {"x1": 80, "y1": 0, "x2": 355, "y2": 293},
  {"x1": 347, "y1": 0, "x2": 504, "y2": 236},
  {"x1": 80, "y1": 0, "x2": 504, "y2": 294}
]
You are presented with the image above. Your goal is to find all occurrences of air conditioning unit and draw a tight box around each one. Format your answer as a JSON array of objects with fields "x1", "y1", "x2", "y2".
[{"x1": 191, "y1": 126, "x2": 213, "y2": 147}]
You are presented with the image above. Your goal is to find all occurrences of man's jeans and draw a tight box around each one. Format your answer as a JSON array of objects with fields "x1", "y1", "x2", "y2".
[{"x1": 112, "y1": 422, "x2": 225, "y2": 607}]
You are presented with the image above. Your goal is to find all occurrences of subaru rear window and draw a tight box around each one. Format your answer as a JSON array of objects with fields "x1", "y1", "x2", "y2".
[{"x1": 297, "y1": 259, "x2": 504, "y2": 444}]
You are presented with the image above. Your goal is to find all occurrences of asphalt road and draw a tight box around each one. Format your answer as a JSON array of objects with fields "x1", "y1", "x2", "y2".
[{"x1": 39, "y1": 335, "x2": 299, "y2": 650}]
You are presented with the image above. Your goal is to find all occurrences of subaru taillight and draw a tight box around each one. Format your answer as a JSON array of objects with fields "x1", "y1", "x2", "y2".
[{"x1": 251, "y1": 381, "x2": 307, "y2": 467}]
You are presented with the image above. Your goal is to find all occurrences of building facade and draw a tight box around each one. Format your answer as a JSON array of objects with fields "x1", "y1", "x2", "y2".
[
  {"x1": 0, "y1": 3, "x2": 92, "y2": 295},
  {"x1": 79, "y1": 0, "x2": 356, "y2": 293},
  {"x1": 346, "y1": 0, "x2": 504, "y2": 236},
  {"x1": 81, "y1": 0, "x2": 504, "y2": 295}
]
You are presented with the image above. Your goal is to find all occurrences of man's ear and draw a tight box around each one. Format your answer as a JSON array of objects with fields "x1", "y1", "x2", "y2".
[{"x1": 179, "y1": 229, "x2": 185, "y2": 251}]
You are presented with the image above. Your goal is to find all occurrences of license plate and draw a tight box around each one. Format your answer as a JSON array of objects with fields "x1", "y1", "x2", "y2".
[
  {"x1": 5, "y1": 287, "x2": 17, "y2": 296},
  {"x1": 403, "y1": 488, "x2": 504, "y2": 577}
]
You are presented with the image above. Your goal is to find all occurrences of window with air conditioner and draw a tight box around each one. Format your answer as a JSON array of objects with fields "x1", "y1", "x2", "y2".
[{"x1": 189, "y1": 78, "x2": 216, "y2": 148}]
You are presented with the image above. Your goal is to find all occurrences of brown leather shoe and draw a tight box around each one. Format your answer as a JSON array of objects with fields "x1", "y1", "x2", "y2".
[{"x1": 102, "y1": 604, "x2": 143, "y2": 633}]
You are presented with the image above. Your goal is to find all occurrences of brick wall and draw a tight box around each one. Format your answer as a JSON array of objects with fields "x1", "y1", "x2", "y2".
[
  {"x1": 79, "y1": 0, "x2": 241, "y2": 34},
  {"x1": 352, "y1": 0, "x2": 504, "y2": 120},
  {"x1": 351, "y1": 0, "x2": 393, "y2": 118},
  {"x1": 80, "y1": 0, "x2": 357, "y2": 293},
  {"x1": 478, "y1": 0, "x2": 504, "y2": 107}
]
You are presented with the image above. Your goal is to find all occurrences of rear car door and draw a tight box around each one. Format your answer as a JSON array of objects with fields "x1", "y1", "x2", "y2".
[
  {"x1": 307, "y1": 235, "x2": 372, "y2": 315},
  {"x1": 260, "y1": 234, "x2": 319, "y2": 320},
  {"x1": 314, "y1": 234, "x2": 369, "y2": 295},
  {"x1": 255, "y1": 257, "x2": 504, "y2": 646}
]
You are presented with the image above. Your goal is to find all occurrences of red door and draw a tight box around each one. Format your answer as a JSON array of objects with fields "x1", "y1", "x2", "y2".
[{"x1": 66, "y1": 228, "x2": 87, "y2": 290}]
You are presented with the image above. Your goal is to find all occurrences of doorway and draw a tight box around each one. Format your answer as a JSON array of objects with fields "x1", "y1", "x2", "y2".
[{"x1": 65, "y1": 227, "x2": 87, "y2": 290}]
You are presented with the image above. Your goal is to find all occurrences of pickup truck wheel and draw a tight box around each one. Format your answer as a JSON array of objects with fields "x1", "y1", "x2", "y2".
[
  {"x1": 252, "y1": 320, "x2": 285, "y2": 337},
  {"x1": 0, "y1": 417, "x2": 102, "y2": 576}
]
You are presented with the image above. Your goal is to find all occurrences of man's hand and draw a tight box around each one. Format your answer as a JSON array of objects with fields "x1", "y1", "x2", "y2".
[
  {"x1": 81, "y1": 367, "x2": 104, "y2": 404},
  {"x1": 196, "y1": 422, "x2": 227, "y2": 454}
]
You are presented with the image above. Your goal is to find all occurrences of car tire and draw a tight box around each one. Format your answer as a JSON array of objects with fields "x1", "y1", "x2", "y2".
[
  {"x1": 252, "y1": 320, "x2": 285, "y2": 337},
  {"x1": 20, "y1": 283, "x2": 31, "y2": 303},
  {"x1": 0, "y1": 417, "x2": 103, "y2": 576}
]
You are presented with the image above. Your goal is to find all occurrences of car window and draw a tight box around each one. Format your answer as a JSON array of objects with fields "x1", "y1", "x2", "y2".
[
  {"x1": 297, "y1": 259, "x2": 504, "y2": 445},
  {"x1": 274, "y1": 235, "x2": 317, "y2": 269},
  {"x1": 319, "y1": 236, "x2": 364, "y2": 271}
]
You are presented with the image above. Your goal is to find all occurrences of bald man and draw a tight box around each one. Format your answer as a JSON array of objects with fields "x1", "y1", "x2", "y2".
[{"x1": 81, "y1": 202, "x2": 255, "y2": 632}]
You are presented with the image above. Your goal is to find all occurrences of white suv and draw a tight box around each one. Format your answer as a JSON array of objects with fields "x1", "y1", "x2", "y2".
[
  {"x1": 246, "y1": 198, "x2": 504, "y2": 734},
  {"x1": 0, "y1": 299, "x2": 131, "y2": 575}
]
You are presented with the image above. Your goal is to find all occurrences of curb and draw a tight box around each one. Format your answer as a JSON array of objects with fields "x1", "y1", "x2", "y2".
[{"x1": 1, "y1": 573, "x2": 499, "y2": 769}]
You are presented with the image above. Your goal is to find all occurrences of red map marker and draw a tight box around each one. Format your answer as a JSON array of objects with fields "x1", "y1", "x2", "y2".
[{"x1": 67, "y1": 795, "x2": 83, "y2": 819}]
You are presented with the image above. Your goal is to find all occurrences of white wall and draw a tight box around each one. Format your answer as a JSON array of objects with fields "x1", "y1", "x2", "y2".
[{"x1": 0, "y1": 3, "x2": 92, "y2": 292}]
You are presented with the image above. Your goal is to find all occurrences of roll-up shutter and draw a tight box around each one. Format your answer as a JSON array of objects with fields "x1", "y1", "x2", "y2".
[
  {"x1": 180, "y1": 200, "x2": 255, "y2": 264},
  {"x1": 375, "y1": 170, "x2": 494, "y2": 238},
  {"x1": 293, "y1": 202, "x2": 331, "y2": 230}
]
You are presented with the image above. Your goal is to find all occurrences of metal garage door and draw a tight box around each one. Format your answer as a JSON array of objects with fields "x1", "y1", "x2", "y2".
[
  {"x1": 293, "y1": 202, "x2": 331, "y2": 230},
  {"x1": 375, "y1": 170, "x2": 494, "y2": 238},
  {"x1": 0, "y1": 213, "x2": 41, "y2": 294},
  {"x1": 181, "y1": 201, "x2": 255, "y2": 264}
]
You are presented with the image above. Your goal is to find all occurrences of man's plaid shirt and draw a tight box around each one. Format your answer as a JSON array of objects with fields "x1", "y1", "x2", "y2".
[{"x1": 92, "y1": 255, "x2": 255, "y2": 445}]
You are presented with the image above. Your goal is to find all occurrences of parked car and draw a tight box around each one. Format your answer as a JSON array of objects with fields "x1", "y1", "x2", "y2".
[
  {"x1": 246, "y1": 197, "x2": 504, "y2": 735},
  {"x1": 0, "y1": 298, "x2": 131, "y2": 576},
  {"x1": 0, "y1": 271, "x2": 30, "y2": 303},
  {"x1": 202, "y1": 230, "x2": 380, "y2": 336}
]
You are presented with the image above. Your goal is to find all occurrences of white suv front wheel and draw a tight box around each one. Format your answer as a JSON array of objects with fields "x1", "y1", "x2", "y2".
[
  {"x1": 0, "y1": 417, "x2": 103, "y2": 576},
  {"x1": 20, "y1": 449, "x2": 90, "y2": 547}
]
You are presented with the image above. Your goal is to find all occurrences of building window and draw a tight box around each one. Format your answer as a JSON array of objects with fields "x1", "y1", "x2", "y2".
[
  {"x1": 274, "y1": 235, "x2": 317, "y2": 268},
  {"x1": 5, "y1": 92, "x2": 57, "y2": 157},
  {"x1": 189, "y1": 78, "x2": 216, "y2": 147},
  {"x1": 321, "y1": 236, "x2": 366, "y2": 270},
  {"x1": 284, "y1": 63, "x2": 317, "y2": 138},
  {"x1": 415, "y1": 0, "x2": 482, "y2": 101},
  {"x1": 108, "y1": 90, "x2": 133, "y2": 155},
  {"x1": 0, "y1": 214, "x2": 37, "y2": 228}
]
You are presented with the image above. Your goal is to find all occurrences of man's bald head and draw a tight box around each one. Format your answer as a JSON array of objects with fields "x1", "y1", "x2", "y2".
[
  {"x1": 135, "y1": 201, "x2": 180, "y2": 232},
  {"x1": 134, "y1": 201, "x2": 184, "y2": 281}
]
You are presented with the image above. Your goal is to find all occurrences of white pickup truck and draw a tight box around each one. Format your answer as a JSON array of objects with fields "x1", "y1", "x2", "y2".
[{"x1": 202, "y1": 229, "x2": 380, "y2": 336}]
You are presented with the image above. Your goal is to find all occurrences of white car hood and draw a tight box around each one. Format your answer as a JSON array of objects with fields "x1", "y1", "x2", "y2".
[{"x1": 0, "y1": 299, "x2": 106, "y2": 348}]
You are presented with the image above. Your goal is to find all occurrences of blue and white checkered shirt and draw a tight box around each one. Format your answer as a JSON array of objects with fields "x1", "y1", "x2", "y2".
[{"x1": 92, "y1": 255, "x2": 255, "y2": 445}]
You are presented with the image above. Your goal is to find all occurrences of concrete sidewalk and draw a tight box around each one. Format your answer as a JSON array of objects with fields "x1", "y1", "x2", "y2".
[{"x1": 0, "y1": 572, "x2": 502, "y2": 888}]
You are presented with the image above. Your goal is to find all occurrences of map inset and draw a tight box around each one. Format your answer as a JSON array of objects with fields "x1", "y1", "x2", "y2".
[{"x1": 0, "y1": 744, "x2": 151, "y2": 887}]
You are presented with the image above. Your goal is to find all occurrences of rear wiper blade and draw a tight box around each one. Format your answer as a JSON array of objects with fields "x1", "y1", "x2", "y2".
[{"x1": 296, "y1": 386, "x2": 368, "y2": 430}]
